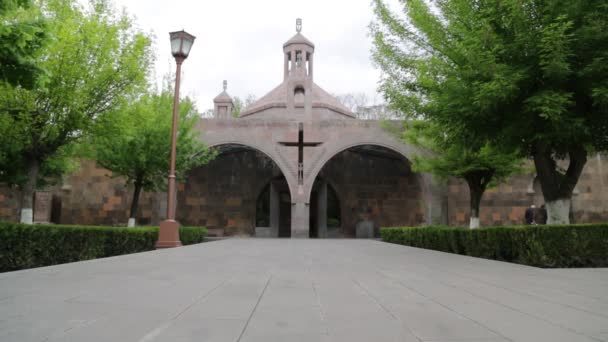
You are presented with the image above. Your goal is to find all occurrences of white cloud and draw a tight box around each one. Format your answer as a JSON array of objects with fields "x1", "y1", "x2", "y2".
[{"x1": 113, "y1": 0, "x2": 382, "y2": 110}]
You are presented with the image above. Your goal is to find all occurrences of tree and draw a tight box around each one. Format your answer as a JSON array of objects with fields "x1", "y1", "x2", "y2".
[
  {"x1": 0, "y1": 0, "x2": 46, "y2": 89},
  {"x1": 371, "y1": 0, "x2": 608, "y2": 224},
  {"x1": 0, "y1": 0, "x2": 153, "y2": 223},
  {"x1": 232, "y1": 94, "x2": 257, "y2": 117},
  {"x1": 405, "y1": 121, "x2": 522, "y2": 228},
  {"x1": 92, "y1": 90, "x2": 216, "y2": 226}
]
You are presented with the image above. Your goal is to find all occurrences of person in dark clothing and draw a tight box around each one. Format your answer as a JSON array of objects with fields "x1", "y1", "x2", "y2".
[
  {"x1": 536, "y1": 204, "x2": 547, "y2": 224},
  {"x1": 525, "y1": 204, "x2": 536, "y2": 224}
]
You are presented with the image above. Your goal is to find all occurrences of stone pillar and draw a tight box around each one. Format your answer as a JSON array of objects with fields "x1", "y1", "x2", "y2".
[
  {"x1": 308, "y1": 53, "x2": 313, "y2": 80},
  {"x1": 291, "y1": 201, "x2": 309, "y2": 238},
  {"x1": 284, "y1": 52, "x2": 289, "y2": 80},
  {"x1": 317, "y1": 181, "x2": 327, "y2": 238},
  {"x1": 291, "y1": 47, "x2": 297, "y2": 72},
  {"x1": 270, "y1": 182, "x2": 279, "y2": 237}
]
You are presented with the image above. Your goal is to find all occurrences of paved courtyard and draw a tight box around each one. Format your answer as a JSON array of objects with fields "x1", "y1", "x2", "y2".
[{"x1": 1, "y1": 239, "x2": 607, "y2": 342}]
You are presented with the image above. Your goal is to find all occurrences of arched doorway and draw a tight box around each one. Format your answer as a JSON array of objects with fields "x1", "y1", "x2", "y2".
[
  {"x1": 176, "y1": 143, "x2": 292, "y2": 237},
  {"x1": 256, "y1": 177, "x2": 341, "y2": 238},
  {"x1": 310, "y1": 144, "x2": 426, "y2": 238},
  {"x1": 255, "y1": 175, "x2": 292, "y2": 237}
]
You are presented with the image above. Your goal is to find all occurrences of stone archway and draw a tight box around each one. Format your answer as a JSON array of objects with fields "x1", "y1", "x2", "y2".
[
  {"x1": 307, "y1": 143, "x2": 429, "y2": 238},
  {"x1": 176, "y1": 143, "x2": 293, "y2": 237},
  {"x1": 255, "y1": 175, "x2": 292, "y2": 238}
]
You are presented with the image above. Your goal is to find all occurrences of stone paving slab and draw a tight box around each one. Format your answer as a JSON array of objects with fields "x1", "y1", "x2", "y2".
[{"x1": 1, "y1": 239, "x2": 607, "y2": 342}]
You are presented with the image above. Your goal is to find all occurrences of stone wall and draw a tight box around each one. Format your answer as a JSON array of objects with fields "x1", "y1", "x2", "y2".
[
  {"x1": 447, "y1": 154, "x2": 608, "y2": 226},
  {"x1": 0, "y1": 185, "x2": 21, "y2": 222},
  {"x1": 0, "y1": 160, "x2": 164, "y2": 226}
]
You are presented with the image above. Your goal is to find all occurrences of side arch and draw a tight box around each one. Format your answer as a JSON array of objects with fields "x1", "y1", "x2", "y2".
[
  {"x1": 304, "y1": 139, "x2": 432, "y2": 205},
  {"x1": 206, "y1": 140, "x2": 297, "y2": 201}
]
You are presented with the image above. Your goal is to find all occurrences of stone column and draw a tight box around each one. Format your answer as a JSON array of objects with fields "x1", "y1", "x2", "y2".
[
  {"x1": 291, "y1": 47, "x2": 297, "y2": 71},
  {"x1": 270, "y1": 182, "x2": 279, "y2": 237},
  {"x1": 291, "y1": 201, "x2": 309, "y2": 238},
  {"x1": 308, "y1": 53, "x2": 313, "y2": 80},
  {"x1": 317, "y1": 181, "x2": 327, "y2": 238},
  {"x1": 284, "y1": 52, "x2": 289, "y2": 80}
]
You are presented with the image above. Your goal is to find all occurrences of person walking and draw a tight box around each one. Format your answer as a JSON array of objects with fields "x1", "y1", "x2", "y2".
[
  {"x1": 537, "y1": 204, "x2": 547, "y2": 224},
  {"x1": 525, "y1": 204, "x2": 536, "y2": 225}
]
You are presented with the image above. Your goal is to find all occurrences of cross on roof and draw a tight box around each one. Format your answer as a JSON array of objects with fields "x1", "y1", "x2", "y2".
[{"x1": 279, "y1": 122, "x2": 322, "y2": 184}]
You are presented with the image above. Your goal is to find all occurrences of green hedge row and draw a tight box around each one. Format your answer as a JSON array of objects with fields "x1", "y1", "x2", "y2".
[
  {"x1": 0, "y1": 222, "x2": 207, "y2": 272},
  {"x1": 381, "y1": 224, "x2": 608, "y2": 268}
]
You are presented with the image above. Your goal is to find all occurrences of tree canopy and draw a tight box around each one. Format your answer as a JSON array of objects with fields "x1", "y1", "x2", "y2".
[
  {"x1": 0, "y1": 0, "x2": 46, "y2": 89},
  {"x1": 371, "y1": 0, "x2": 608, "y2": 223},
  {"x1": 0, "y1": 0, "x2": 154, "y2": 223},
  {"x1": 92, "y1": 90, "x2": 216, "y2": 225}
]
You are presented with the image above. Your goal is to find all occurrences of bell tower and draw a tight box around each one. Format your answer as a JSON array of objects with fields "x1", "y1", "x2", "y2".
[
  {"x1": 213, "y1": 80, "x2": 234, "y2": 118},
  {"x1": 283, "y1": 18, "x2": 314, "y2": 116}
]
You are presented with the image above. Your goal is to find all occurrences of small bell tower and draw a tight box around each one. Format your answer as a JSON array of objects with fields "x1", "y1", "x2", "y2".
[
  {"x1": 283, "y1": 18, "x2": 315, "y2": 116},
  {"x1": 213, "y1": 80, "x2": 234, "y2": 118}
]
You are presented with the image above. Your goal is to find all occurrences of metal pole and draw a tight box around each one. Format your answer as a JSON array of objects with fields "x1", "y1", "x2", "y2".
[
  {"x1": 166, "y1": 57, "x2": 183, "y2": 220},
  {"x1": 156, "y1": 57, "x2": 184, "y2": 248}
]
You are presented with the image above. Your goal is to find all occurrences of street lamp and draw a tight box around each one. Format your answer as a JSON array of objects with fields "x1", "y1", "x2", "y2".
[{"x1": 156, "y1": 30, "x2": 195, "y2": 249}]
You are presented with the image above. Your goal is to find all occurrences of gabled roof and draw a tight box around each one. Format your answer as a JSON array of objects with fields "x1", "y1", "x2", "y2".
[
  {"x1": 283, "y1": 32, "x2": 315, "y2": 48},
  {"x1": 239, "y1": 81, "x2": 354, "y2": 118},
  {"x1": 213, "y1": 90, "x2": 232, "y2": 103}
]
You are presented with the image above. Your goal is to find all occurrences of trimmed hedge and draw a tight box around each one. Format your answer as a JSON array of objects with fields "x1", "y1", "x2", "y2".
[
  {"x1": 381, "y1": 224, "x2": 608, "y2": 268},
  {"x1": 0, "y1": 222, "x2": 207, "y2": 272}
]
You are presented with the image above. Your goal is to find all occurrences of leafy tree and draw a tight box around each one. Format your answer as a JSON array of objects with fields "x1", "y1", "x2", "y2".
[
  {"x1": 405, "y1": 121, "x2": 522, "y2": 228},
  {"x1": 0, "y1": 0, "x2": 46, "y2": 89},
  {"x1": 371, "y1": 0, "x2": 608, "y2": 224},
  {"x1": 0, "y1": 0, "x2": 153, "y2": 223},
  {"x1": 92, "y1": 90, "x2": 216, "y2": 226},
  {"x1": 232, "y1": 94, "x2": 257, "y2": 117}
]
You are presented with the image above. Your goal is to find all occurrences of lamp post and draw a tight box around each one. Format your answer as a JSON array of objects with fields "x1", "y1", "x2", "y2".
[{"x1": 156, "y1": 30, "x2": 196, "y2": 249}]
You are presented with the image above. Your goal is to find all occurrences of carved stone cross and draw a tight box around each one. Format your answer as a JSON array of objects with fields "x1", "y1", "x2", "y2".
[{"x1": 279, "y1": 122, "x2": 322, "y2": 184}]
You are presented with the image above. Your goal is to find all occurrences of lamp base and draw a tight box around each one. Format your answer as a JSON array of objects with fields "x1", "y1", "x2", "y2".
[{"x1": 156, "y1": 219, "x2": 182, "y2": 248}]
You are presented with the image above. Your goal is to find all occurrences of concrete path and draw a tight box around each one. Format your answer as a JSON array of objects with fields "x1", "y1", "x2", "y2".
[{"x1": 1, "y1": 239, "x2": 607, "y2": 342}]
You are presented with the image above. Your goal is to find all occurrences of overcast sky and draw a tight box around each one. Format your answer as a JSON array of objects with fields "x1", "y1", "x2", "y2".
[{"x1": 112, "y1": 0, "x2": 383, "y2": 111}]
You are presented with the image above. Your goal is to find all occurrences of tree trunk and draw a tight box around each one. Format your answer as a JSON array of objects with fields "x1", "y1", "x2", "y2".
[
  {"x1": 20, "y1": 158, "x2": 40, "y2": 224},
  {"x1": 533, "y1": 142, "x2": 587, "y2": 225},
  {"x1": 466, "y1": 178, "x2": 484, "y2": 229},
  {"x1": 545, "y1": 198, "x2": 571, "y2": 224},
  {"x1": 128, "y1": 181, "x2": 142, "y2": 227}
]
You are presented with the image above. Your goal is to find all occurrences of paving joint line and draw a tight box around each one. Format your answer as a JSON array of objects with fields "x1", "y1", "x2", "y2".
[
  {"x1": 236, "y1": 275, "x2": 272, "y2": 342},
  {"x1": 378, "y1": 270, "x2": 514, "y2": 342},
  {"x1": 137, "y1": 277, "x2": 231, "y2": 342},
  {"x1": 352, "y1": 277, "x2": 423, "y2": 342},
  {"x1": 399, "y1": 268, "x2": 606, "y2": 342}
]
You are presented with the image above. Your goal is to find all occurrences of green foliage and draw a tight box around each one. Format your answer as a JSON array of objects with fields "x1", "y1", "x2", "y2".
[
  {"x1": 0, "y1": 0, "x2": 153, "y2": 190},
  {"x1": 0, "y1": 221, "x2": 207, "y2": 272},
  {"x1": 405, "y1": 121, "x2": 522, "y2": 186},
  {"x1": 92, "y1": 91, "x2": 215, "y2": 192},
  {"x1": 91, "y1": 90, "x2": 215, "y2": 220},
  {"x1": 0, "y1": 0, "x2": 46, "y2": 89},
  {"x1": 381, "y1": 224, "x2": 608, "y2": 268},
  {"x1": 232, "y1": 94, "x2": 257, "y2": 118},
  {"x1": 371, "y1": 0, "x2": 608, "y2": 209},
  {"x1": 179, "y1": 226, "x2": 208, "y2": 245}
]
